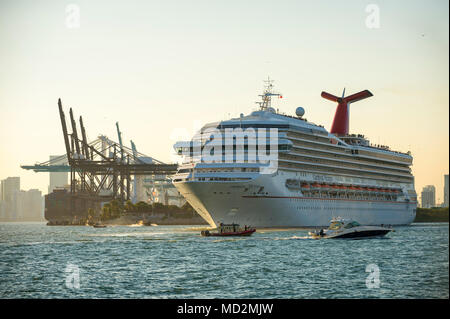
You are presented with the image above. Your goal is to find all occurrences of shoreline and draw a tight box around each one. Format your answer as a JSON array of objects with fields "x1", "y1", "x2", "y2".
[
  {"x1": 414, "y1": 207, "x2": 448, "y2": 223},
  {"x1": 24, "y1": 207, "x2": 450, "y2": 226}
]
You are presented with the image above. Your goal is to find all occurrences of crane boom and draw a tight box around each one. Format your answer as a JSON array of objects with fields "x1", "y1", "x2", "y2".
[
  {"x1": 69, "y1": 108, "x2": 82, "y2": 157},
  {"x1": 116, "y1": 122, "x2": 124, "y2": 161},
  {"x1": 131, "y1": 140, "x2": 138, "y2": 203},
  {"x1": 58, "y1": 99, "x2": 72, "y2": 164}
]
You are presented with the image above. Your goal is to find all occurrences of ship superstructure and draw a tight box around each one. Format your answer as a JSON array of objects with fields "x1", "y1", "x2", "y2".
[{"x1": 172, "y1": 80, "x2": 417, "y2": 227}]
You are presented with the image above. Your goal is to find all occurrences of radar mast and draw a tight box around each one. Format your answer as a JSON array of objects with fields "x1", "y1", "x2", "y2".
[{"x1": 257, "y1": 77, "x2": 282, "y2": 111}]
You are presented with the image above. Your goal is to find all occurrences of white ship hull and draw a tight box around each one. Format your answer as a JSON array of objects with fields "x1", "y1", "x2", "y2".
[{"x1": 174, "y1": 171, "x2": 416, "y2": 228}]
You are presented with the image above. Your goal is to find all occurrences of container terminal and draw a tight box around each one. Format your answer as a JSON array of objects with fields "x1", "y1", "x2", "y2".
[{"x1": 21, "y1": 99, "x2": 179, "y2": 225}]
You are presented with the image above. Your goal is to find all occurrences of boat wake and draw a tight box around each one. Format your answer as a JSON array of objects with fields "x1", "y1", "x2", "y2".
[
  {"x1": 128, "y1": 221, "x2": 144, "y2": 227},
  {"x1": 211, "y1": 238, "x2": 248, "y2": 243},
  {"x1": 85, "y1": 232, "x2": 168, "y2": 238},
  {"x1": 271, "y1": 235, "x2": 313, "y2": 240}
]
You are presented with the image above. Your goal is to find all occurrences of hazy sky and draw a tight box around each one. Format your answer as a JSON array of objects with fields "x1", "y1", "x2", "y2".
[{"x1": 0, "y1": 0, "x2": 448, "y2": 202}]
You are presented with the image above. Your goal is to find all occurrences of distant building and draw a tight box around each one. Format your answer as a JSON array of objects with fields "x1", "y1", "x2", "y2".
[
  {"x1": 444, "y1": 174, "x2": 449, "y2": 208},
  {"x1": 0, "y1": 200, "x2": 4, "y2": 219},
  {"x1": 17, "y1": 189, "x2": 44, "y2": 221},
  {"x1": 421, "y1": 185, "x2": 436, "y2": 208},
  {"x1": 141, "y1": 175, "x2": 186, "y2": 207},
  {"x1": 0, "y1": 177, "x2": 20, "y2": 220},
  {"x1": 131, "y1": 157, "x2": 186, "y2": 207},
  {"x1": 48, "y1": 155, "x2": 68, "y2": 194},
  {"x1": 0, "y1": 177, "x2": 44, "y2": 221}
]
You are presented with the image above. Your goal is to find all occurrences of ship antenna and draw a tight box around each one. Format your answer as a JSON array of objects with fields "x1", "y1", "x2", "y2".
[{"x1": 257, "y1": 77, "x2": 281, "y2": 111}]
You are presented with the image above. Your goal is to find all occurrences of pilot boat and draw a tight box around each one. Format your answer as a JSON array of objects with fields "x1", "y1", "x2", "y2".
[
  {"x1": 201, "y1": 223, "x2": 256, "y2": 237},
  {"x1": 309, "y1": 217, "x2": 392, "y2": 239}
]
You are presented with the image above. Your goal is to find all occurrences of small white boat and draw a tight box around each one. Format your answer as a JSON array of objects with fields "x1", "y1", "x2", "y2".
[
  {"x1": 92, "y1": 224, "x2": 107, "y2": 228},
  {"x1": 309, "y1": 217, "x2": 392, "y2": 239}
]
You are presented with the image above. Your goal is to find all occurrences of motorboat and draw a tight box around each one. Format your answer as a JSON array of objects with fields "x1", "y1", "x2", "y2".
[
  {"x1": 201, "y1": 223, "x2": 256, "y2": 237},
  {"x1": 92, "y1": 224, "x2": 107, "y2": 228},
  {"x1": 309, "y1": 217, "x2": 392, "y2": 239}
]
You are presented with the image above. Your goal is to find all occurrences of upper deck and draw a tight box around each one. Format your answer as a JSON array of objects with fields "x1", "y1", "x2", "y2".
[
  {"x1": 196, "y1": 109, "x2": 412, "y2": 160},
  {"x1": 174, "y1": 81, "x2": 413, "y2": 172}
]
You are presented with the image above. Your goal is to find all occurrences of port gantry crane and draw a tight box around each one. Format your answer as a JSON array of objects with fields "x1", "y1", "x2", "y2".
[{"x1": 21, "y1": 99, "x2": 178, "y2": 216}]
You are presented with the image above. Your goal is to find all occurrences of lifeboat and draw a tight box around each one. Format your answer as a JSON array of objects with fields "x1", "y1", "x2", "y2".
[
  {"x1": 311, "y1": 183, "x2": 321, "y2": 190},
  {"x1": 286, "y1": 179, "x2": 301, "y2": 189},
  {"x1": 301, "y1": 183, "x2": 310, "y2": 194},
  {"x1": 329, "y1": 185, "x2": 339, "y2": 192}
]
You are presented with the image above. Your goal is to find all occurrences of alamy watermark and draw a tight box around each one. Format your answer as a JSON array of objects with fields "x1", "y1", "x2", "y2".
[
  {"x1": 178, "y1": 127, "x2": 279, "y2": 174},
  {"x1": 65, "y1": 263, "x2": 80, "y2": 289},
  {"x1": 365, "y1": 263, "x2": 380, "y2": 289},
  {"x1": 365, "y1": 4, "x2": 380, "y2": 29},
  {"x1": 65, "y1": 4, "x2": 80, "y2": 29}
]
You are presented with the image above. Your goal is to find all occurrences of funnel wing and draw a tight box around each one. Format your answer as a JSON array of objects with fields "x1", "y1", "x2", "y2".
[
  {"x1": 343, "y1": 90, "x2": 373, "y2": 104},
  {"x1": 321, "y1": 91, "x2": 340, "y2": 102}
]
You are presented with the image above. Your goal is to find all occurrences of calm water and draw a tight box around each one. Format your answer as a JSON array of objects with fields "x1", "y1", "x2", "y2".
[{"x1": 0, "y1": 222, "x2": 448, "y2": 298}]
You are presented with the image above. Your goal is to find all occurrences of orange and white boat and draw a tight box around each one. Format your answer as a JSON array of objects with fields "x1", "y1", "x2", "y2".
[{"x1": 201, "y1": 223, "x2": 256, "y2": 237}]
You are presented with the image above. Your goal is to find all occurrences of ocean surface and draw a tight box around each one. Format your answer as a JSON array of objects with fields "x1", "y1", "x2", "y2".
[{"x1": 0, "y1": 222, "x2": 448, "y2": 299}]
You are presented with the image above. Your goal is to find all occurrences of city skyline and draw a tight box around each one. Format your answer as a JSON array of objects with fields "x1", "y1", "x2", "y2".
[
  {"x1": 418, "y1": 176, "x2": 449, "y2": 208},
  {"x1": 421, "y1": 185, "x2": 436, "y2": 208},
  {"x1": 0, "y1": 176, "x2": 44, "y2": 221},
  {"x1": 0, "y1": 0, "x2": 448, "y2": 202}
]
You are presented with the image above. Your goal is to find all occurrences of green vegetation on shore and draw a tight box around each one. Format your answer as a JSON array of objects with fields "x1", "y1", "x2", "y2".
[
  {"x1": 95, "y1": 200, "x2": 197, "y2": 222},
  {"x1": 47, "y1": 200, "x2": 204, "y2": 226},
  {"x1": 414, "y1": 207, "x2": 449, "y2": 222}
]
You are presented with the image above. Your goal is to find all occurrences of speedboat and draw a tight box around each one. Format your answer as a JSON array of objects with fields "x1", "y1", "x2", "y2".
[
  {"x1": 201, "y1": 223, "x2": 256, "y2": 237},
  {"x1": 309, "y1": 218, "x2": 392, "y2": 239}
]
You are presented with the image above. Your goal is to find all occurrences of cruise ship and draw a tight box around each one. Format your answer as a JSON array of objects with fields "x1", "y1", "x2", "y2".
[{"x1": 172, "y1": 81, "x2": 417, "y2": 227}]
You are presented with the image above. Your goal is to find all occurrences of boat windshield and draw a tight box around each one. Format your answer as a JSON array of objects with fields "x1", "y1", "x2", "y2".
[
  {"x1": 344, "y1": 221, "x2": 361, "y2": 229},
  {"x1": 329, "y1": 221, "x2": 344, "y2": 230},
  {"x1": 217, "y1": 224, "x2": 240, "y2": 233}
]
